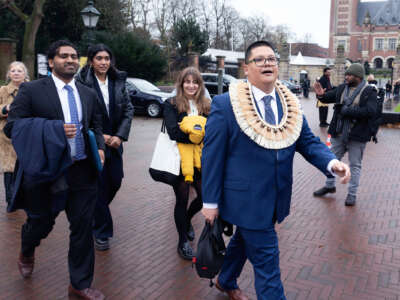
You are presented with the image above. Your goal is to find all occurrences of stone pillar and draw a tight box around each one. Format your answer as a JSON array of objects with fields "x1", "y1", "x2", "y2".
[
  {"x1": 0, "y1": 38, "x2": 17, "y2": 80},
  {"x1": 334, "y1": 45, "x2": 346, "y2": 86},
  {"x1": 216, "y1": 55, "x2": 225, "y2": 70},
  {"x1": 279, "y1": 42, "x2": 290, "y2": 81},
  {"x1": 392, "y1": 44, "x2": 400, "y2": 82},
  {"x1": 237, "y1": 58, "x2": 246, "y2": 79},
  {"x1": 187, "y1": 52, "x2": 199, "y2": 69}
]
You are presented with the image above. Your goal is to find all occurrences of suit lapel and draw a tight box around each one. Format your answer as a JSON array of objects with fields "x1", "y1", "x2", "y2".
[
  {"x1": 76, "y1": 82, "x2": 89, "y2": 130},
  {"x1": 275, "y1": 91, "x2": 283, "y2": 122},
  {"x1": 43, "y1": 77, "x2": 65, "y2": 121}
]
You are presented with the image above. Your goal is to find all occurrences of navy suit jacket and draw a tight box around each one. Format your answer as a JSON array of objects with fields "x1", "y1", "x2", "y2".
[{"x1": 202, "y1": 91, "x2": 336, "y2": 230}]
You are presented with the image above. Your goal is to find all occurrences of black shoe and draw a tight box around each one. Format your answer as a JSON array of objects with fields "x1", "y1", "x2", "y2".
[
  {"x1": 313, "y1": 186, "x2": 336, "y2": 197},
  {"x1": 94, "y1": 238, "x2": 110, "y2": 251},
  {"x1": 186, "y1": 223, "x2": 195, "y2": 241},
  {"x1": 177, "y1": 241, "x2": 194, "y2": 261},
  {"x1": 345, "y1": 194, "x2": 356, "y2": 206}
]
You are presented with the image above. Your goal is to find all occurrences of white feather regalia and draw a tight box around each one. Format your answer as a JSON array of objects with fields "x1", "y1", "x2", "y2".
[{"x1": 229, "y1": 80, "x2": 303, "y2": 149}]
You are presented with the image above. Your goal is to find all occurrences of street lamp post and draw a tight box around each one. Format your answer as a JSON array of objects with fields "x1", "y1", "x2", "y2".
[{"x1": 80, "y1": 0, "x2": 101, "y2": 44}]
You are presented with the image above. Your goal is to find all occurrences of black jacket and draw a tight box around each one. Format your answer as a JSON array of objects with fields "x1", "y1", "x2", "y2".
[
  {"x1": 318, "y1": 83, "x2": 377, "y2": 143},
  {"x1": 4, "y1": 77, "x2": 105, "y2": 151},
  {"x1": 76, "y1": 65, "x2": 133, "y2": 141},
  {"x1": 163, "y1": 97, "x2": 208, "y2": 144},
  {"x1": 319, "y1": 75, "x2": 333, "y2": 91}
]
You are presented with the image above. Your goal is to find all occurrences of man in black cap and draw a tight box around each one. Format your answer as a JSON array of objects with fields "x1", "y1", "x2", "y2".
[{"x1": 312, "y1": 63, "x2": 377, "y2": 206}]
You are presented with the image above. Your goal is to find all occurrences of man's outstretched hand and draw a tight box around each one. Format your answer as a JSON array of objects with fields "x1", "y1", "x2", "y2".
[{"x1": 332, "y1": 161, "x2": 351, "y2": 184}]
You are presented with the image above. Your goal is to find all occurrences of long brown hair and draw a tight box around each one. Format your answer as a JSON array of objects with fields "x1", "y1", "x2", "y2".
[{"x1": 174, "y1": 67, "x2": 210, "y2": 115}]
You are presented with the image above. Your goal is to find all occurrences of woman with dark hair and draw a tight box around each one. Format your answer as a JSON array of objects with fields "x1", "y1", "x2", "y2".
[
  {"x1": 0, "y1": 61, "x2": 29, "y2": 210},
  {"x1": 163, "y1": 67, "x2": 210, "y2": 260},
  {"x1": 76, "y1": 43, "x2": 134, "y2": 251}
]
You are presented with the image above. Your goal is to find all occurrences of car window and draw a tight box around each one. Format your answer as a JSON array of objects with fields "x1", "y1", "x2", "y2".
[{"x1": 127, "y1": 78, "x2": 161, "y2": 92}]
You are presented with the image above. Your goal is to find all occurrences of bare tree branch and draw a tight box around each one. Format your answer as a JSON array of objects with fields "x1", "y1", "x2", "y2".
[{"x1": 2, "y1": 0, "x2": 29, "y2": 21}]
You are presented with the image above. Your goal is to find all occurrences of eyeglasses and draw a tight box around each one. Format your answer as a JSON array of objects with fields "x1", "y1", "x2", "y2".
[{"x1": 249, "y1": 56, "x2": 278, "y2": 67}]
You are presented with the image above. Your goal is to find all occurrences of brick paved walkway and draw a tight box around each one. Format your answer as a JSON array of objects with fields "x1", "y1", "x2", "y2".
[{"x1": 1, "y1": 93, "x2": 400, "y2": 300}]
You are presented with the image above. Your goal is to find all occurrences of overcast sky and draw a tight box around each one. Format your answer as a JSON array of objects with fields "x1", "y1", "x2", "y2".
[{"x1": 230, "y1": 0, "x2": 387, "y2": 48}]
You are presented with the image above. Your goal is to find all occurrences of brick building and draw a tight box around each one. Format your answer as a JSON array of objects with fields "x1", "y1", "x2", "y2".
[{"x1": 329, "y1": 0, "x2": 400, "y2": 69}]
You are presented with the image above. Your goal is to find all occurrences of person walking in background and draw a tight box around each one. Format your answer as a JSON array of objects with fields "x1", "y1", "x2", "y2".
[
  {"x1": 318, "y1": 67, "x2": 333, "y2": 127},
  {"x1": 76, "y1": 44, "x2": 133, "y2": 251},
  {"x1": 201, "y1": 40, "x2": 350, "y2": 300},
  {"x1": 313, "y1": 63, "x2": 377, "y2": 206},
  {"x1": 5, "y1": 40, "x2": 106, "y2": 300},
  {"x1": 385, "y1": 80, "x2": 392, "y2": 100},
  {"x1": 0, "y1": 62, "x2": 29, "y2": 211},
  {"x1": 302, "y1": 74, "x2": 310, "y2": 98},
  {"x1": 163, "y1": 67, "x2": 210, "y2": 260},
  {"x1": 393, "y1": 79, "x2": 400, "y2": 101}
]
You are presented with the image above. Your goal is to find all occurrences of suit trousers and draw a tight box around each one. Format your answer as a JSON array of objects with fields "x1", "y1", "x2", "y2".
[
  {"x1": 218, "y1": 226, "x2": 286, "y2": 300},
  {"x1": 20, "y1": 159, "x2": 98, "y2": 290},
  {"x1": 4, "y1": 172, "x2": 13, "y2": 204},
  {"x1": 92, "y1": 149, "x2": 123, "y2": 239},
  {"x1": 319, "y1": 106, "x2": 328, "y2": 124},
  {"x1": 325, "y1": 137, "x2": 366, "y2": 196}
]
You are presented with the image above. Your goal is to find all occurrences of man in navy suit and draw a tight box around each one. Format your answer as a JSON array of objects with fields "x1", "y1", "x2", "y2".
[
  {"x1": 5, "y1": 40, "x2": 105, "y2": 300},
  {"x1": 201, "y1": 41, "x2": 351, "y2": 300}
]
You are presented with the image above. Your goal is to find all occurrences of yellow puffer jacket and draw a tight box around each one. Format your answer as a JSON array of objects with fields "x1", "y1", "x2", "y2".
[{"x1": 178, "y1": 116, "x2": 207, "y2": 182}]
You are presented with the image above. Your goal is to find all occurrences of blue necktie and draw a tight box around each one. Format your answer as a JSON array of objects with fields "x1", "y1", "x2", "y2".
[
  {"x1": 261, "y1": 95, "x2": 276, "y2": 125},
  {"x1": 64, "y1": 85, "x2": 86, "y2": 160}
]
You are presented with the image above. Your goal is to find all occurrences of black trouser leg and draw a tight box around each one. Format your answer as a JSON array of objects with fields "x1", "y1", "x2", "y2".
[
  {"x1": 66, "y1": 186, "x2": 97, "y2": 290},
  {"x1": 21, "y1": 214, "x2": 58, "y2": 257},
  {"x1": 65, "y1": 159, "x2": 98, "y2": 290},
  {"x1": 4, "y1": 172, "x2": 13, "y2": 204},
  {"x1": 92, "y1": 155, "x2": 122, "y2": 239},
  {"x1": 186, "y1": 174, "x2": 203, "y2": 227},
  {"x1": 20, "y1": 181, "x2": 57, "y2": 257},
  {"x1": 173, "y1": 178, "x2": 190, "y2": 245},
  {"x1": 319, "y1": 106, "x2": 328, "y2": 124}
]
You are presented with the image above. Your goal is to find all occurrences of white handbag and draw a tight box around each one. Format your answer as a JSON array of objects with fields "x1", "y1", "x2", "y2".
[{"x1": 149, "y1": 121, "x2": 180, "y2": 185}]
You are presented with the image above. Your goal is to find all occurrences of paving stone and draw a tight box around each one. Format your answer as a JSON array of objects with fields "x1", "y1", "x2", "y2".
[{"x1": 0, "y1": 93, "x2": 400, "y2": 299}]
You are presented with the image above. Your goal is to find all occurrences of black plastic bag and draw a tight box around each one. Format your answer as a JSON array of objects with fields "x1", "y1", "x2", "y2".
[{"x1": 193, "y1": 218, "x2": 227, "y2": 283}]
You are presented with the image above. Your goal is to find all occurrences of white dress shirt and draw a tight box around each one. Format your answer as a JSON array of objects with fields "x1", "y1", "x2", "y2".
[
  {"x1": 203, "y1": 84, "x2": 339, "y2": 209},
  {"x1": 251, "y1": 84, "x2": 278, "y2": 125},
  {"x1": 188, "y1": 100, "x2": 198, "y2": 116},
  {"x1": 96, "y1": 75, "x2": 109, "y2": 115},
  {"x1": 52, "y1": 74, "x2": 83, "y2": 158}
]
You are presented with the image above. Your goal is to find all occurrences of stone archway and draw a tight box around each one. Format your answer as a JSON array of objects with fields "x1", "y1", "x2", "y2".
[{"x1": 374, "y1": 57, "x2": 383, "y2": 69}]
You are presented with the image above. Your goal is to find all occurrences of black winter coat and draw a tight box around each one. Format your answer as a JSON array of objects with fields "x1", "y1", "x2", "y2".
[
  {"x1": 76, "y1": 66, "x2": 133, "y2": 141},
  {"x1": 318, "y1": 83, "x2": 377, "y2": 143}
]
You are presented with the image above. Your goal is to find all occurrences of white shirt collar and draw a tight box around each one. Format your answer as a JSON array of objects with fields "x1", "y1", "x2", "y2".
[
  {"x1": 250, "y1": 84, "x2": 276, "y2": 103},
  {"x1": 52, "y1": 73, "x2": 77, "y2": 92},
  {"x1": 96, "y1": 75, "x2": 108, "y2": 87}
]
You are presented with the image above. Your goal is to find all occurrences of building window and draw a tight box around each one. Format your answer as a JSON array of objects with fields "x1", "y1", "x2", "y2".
[
  {"x1": 338, "y1": 40, "x2": 346, "y2": 50},
  {"x1": 375, "y1": 38, "x2": 384, "y2": 50},
  {"x1": 357, "y1": 40, "x2": 362, "y2": 52},
  {"x1": 389, "y1": 38, "x2": 397, "y2": 50}
]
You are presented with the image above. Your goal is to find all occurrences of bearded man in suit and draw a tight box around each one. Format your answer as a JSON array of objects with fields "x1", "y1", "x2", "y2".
[{"x1": 5, "y1": 40, "x2": 106, "y2": 300}]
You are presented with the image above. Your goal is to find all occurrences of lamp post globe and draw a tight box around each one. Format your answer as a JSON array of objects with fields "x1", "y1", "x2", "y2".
[{"x1": 80, "y1": 0, "x2": 101, "y2": 29}]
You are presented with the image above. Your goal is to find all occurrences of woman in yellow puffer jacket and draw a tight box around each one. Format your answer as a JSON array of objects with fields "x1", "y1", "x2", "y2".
[{"x1": 163, "y1": 67, "x2": 210, "y2": 260}]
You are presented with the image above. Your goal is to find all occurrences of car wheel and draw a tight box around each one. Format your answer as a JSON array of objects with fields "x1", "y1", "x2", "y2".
[{"x1": 147, "y1": 102, "x2": 161, "y2": 117}]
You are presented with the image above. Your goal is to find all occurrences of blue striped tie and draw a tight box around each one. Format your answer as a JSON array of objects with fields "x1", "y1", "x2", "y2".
[
  {"x1": 261, "y1": 95, "x2": 276, "y2": 125},
  {"x1": 64, "y1": 85, "x2": 86, "y2": 160}
]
